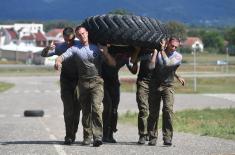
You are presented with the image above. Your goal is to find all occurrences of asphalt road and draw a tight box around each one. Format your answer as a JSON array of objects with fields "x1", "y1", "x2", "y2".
[{"x1": 0, "y1": 76, "x2": 235, "y2": 155}]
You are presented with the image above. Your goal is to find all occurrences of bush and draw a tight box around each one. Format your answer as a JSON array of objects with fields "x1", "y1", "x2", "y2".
[{"x1": 179, "y1": 47, "x2": 192, "y2": 54}]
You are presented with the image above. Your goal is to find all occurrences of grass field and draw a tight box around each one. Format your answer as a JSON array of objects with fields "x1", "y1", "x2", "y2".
[
  {"x1": 120, "y1": 77, "x2": 235, "y2": 93},
  {"x1": 0, "y1": 53, "x2": 235, "y2": 94},
  {"x1": 0, "y1": 82, "x2": 15, "y2": 92},
  {"x1": 0, "y1": 65, "x2": 57, "y2": 76},
  {"x1": 119, "y1": 108, "x2": 235, "y2": 140},
  {"x1": 182, "y1": 53, "x2": 235, "y2": 64}
]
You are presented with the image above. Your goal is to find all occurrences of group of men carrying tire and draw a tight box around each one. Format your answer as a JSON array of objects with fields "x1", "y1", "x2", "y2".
[{"x1": 41, "y1": 22, "x2": 185, "y2": 147}]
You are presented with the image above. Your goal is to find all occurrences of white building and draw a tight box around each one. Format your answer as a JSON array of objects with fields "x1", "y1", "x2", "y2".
[
  {"x1": 14, "y1": 23, "x2": 44, "y2": 38},
  {"x1": 182, "y1": 37, "x2": 204, "y2": 52},
  {"x1": 0, "y1": 23, "x2": 44, "y2": 38},
  {"x1": 0, "y1": 23, "x2": 46, "y2": 64}
]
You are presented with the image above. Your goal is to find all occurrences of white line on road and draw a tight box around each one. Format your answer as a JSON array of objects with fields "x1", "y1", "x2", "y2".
[
  {"x1": 13, "y1": 90, "x2": 19, "y2": 94},
  {"x1": 39, "y1": 118, "x2": 67, "y2": 155},
  {"x1": 45, "y1": 90, "x2": 51, "y2": 93},
  {"x1": 34, "y1": 90, "x2": 41, "y2": 93},
  {"x1": 23, "y1": 90, "x2": 30, "y2": 93},
  {"x1": 49, "y1": 134, "x2": 67, "y2": 155},
  {"x1": 13, "y1": 114, "x2": 21, "y2": 117}
]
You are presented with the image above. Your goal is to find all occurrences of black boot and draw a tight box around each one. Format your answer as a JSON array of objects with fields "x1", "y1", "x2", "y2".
[
  {"x1": 102, "y1": 133, "x2": 109, "y2": 142},
  {"x1": 109, "y1": 131, "x2": 117, "y2": 143},
  {"x1": 103, "y1": 127, "x2": 117, "y2": 143}
]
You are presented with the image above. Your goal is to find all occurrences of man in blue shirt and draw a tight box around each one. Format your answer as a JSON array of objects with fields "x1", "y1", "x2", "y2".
[
  {"x1": 41, "y1": 27, "x2": 81, "y2": 145},
  {"x1": 148, "y1": 37, "x2": 183, "y2": 146},
  {"x1": 55, "y1": 26, "x2": 116, "y2": 147}
]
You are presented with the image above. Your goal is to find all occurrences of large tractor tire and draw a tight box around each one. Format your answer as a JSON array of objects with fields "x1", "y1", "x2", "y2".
[{"x1": 81, "y1": 14, "x2": 168, "y2": 49}]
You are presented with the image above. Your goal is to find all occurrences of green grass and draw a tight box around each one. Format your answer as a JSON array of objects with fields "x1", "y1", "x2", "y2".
[
  {"x1": 0, "y1": 66, "x2": 58, "y2": 76},
  {"x1": 119, "y1": 108, "x2": 235, "y2": 140},
  {"x1": 0, "y1": 82, "x2": 15, "y2": 92},
  {"x1": 175, "y1": 77, "x2": 235, "y2": 93},
  {"x1": 174, "y1": 108, "x2": 235, "y2": 140},
  {"x1": 120, "y1": 77, "x2": 235, "y2": 93},
  {"x1": 182, "y1": 53, "x2": 235, "y2": 64}
]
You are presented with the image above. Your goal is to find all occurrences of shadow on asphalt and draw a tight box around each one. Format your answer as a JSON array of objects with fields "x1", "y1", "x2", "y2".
[
  {"x1": 0, "y1": 141, "x2": 63, "y2": 145},
  {"x1": 105, "y1": 141, "x2": 139, "y2": 146},
  {"x1": 1, "y1": 141, "x2": 139, "y2": 146}
]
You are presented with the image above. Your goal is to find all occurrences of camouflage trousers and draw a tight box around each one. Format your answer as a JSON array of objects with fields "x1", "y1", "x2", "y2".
[
  {"x1": 136, "y1": 79, "x2": 150, "y2": 136},
  {"x1": 148, "y1": 80, "x2": 175, "y2": 142},
  {"x1": 60, "y1": 76, "x2": 81, "y2": 140},
  {"x1": 78, "y1": 76, "x2": 104, "y2": 140}
]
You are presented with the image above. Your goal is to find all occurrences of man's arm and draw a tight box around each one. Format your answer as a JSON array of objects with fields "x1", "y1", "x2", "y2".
[
  {"x1": 54, "y1": 46, "x2": 75, "y2": 70},
  {"x1": 174, "y1": 72, "x2": 185, "y2": 86},
  {"x1": 54, "y1": 56, "x2": 63, "y2": 71},
  {"x1": 41, "y1": 41, "x2": 56, "y2": 57},
  {"x1": 99, "y1": 44, "x2": 116, "y2": 66},
  {"x1": 126, "y1": 60, "x2": 138, "y2": 74},
  {"x1": 126, "y1": 46, "x2": 140, "y2": 74},
  {"x1": 130, "y1": 47, "x2": 141, "y2": 63},
  {"x1": 148, "y1": 49, "x2": 158, "y2": 69}
]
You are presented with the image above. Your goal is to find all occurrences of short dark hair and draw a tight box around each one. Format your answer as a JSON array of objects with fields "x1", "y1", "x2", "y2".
[
  {"x1": 168, "y1": 37, "x2": 180, "y2": 43},
  {"x1": 75, "y1": 25, "x2": 87, "y2": 32},
  {"x1": 63, "y1": 27, "x2": 74, "y2": 36}
]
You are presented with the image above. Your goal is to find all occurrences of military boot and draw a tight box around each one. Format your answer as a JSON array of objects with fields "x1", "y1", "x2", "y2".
[{"x1": 108, "y1": 131, "x2": 117, "y2": 143}]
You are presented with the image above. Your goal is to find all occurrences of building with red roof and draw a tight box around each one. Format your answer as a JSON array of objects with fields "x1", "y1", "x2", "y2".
[{"x1": 182, "y1": 37, "x2": 204, "y2": 52}]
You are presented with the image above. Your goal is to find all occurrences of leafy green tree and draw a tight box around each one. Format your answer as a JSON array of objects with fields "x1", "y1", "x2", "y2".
[
  {"x1": 225, "y1": 27, "x2": 235, "y2": 45},
  {"x1": 187, "y1": 29, "x2": 206, "y2": 38},
  {"x1": 108, "y1": 9, "x2": 133, "y2": 15},
  {"x1": 165, "y1": 21, "x2": 187, "y2": 41},
  {"x1": 202, "y1": 31, "x2": 225, "y2": 53},
  {"x1": 43, "y1": 20, "x2": 80, "y2": 32}
]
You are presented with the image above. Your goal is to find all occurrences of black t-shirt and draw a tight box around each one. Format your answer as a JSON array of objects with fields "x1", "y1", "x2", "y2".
[{"x1": 137, "y1": 52, "x2": 153, "y2": 81}]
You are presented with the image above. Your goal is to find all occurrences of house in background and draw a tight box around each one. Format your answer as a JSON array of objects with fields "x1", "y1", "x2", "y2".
[
  {"x1": 0, "y1": 23, "x2": 46, "y2": 64},
  {"x1": 0, "y1": 43, "x2": 44, "y2": 64},
  {"x1": 182, "y1": 37, "x2": 204, "y2": 52},
  {"x1": 46, "y1": 28, "x2": 64, "y2": 44},
  {"x1": 0, "y1": 28, "x2": 18, "y2": 46},
  {"x1": 21, "y1": 31, "x2": 47, "y2": 47}
]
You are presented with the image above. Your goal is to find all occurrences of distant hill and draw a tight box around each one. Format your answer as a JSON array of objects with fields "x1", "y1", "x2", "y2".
[{"x1": 1, "y1": 0, "x2": 235, "y2": 26}]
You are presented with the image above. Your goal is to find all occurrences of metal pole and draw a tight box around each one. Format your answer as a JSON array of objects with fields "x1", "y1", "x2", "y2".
[
  {"x1": 193, "y1": 48, "x2": 197, "y2": 92},
  {"x1": 226, "y1": 47, "x2": 229, "y2": 73}
]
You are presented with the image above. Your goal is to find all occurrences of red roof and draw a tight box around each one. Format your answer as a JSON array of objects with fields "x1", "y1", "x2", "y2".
[
  {"x1": 183, "y1": 37, "x2": 202, "y2": 46},
  {"x1": 21, "y1": 32, "x2": 46, "y2": 41},
  {"x1": 46, "y1": 28, "x2": 63, "y2": 37},
  {"x1": 6, "y1": 28, "x2": 18, "y2": 39},
  {"x1": 34, "y1": 31, "x2": 46, "y2": 41},
  {"x1": 21, "y1": 34, "x2": 34, "y2": 40}
]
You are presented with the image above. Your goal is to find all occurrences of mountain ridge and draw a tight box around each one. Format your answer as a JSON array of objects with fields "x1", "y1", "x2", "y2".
[{"x1": 1, "y1": 0, "x2": 235, "y2": 26}]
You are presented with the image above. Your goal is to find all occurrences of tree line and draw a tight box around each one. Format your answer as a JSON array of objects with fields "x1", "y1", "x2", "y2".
[{"x1": 1, "y1": 9, "x2": 235, "y2": 54}]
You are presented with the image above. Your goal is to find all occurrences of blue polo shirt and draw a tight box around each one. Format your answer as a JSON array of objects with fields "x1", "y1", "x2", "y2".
[{"x1": 61, "y1": 42, "x2": 103, "y2": 79}]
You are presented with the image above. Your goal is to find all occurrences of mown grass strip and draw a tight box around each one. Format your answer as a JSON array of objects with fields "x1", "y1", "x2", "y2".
[
  {"x1": 120, "y1": 77, "x2": 235, "y2": 93},
  {"x1": 119, "y1": 108, "x2": 235, "y2": 140},
  {"x1": 0, "y1": 82, "x2": 15, "y2": 92}
]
